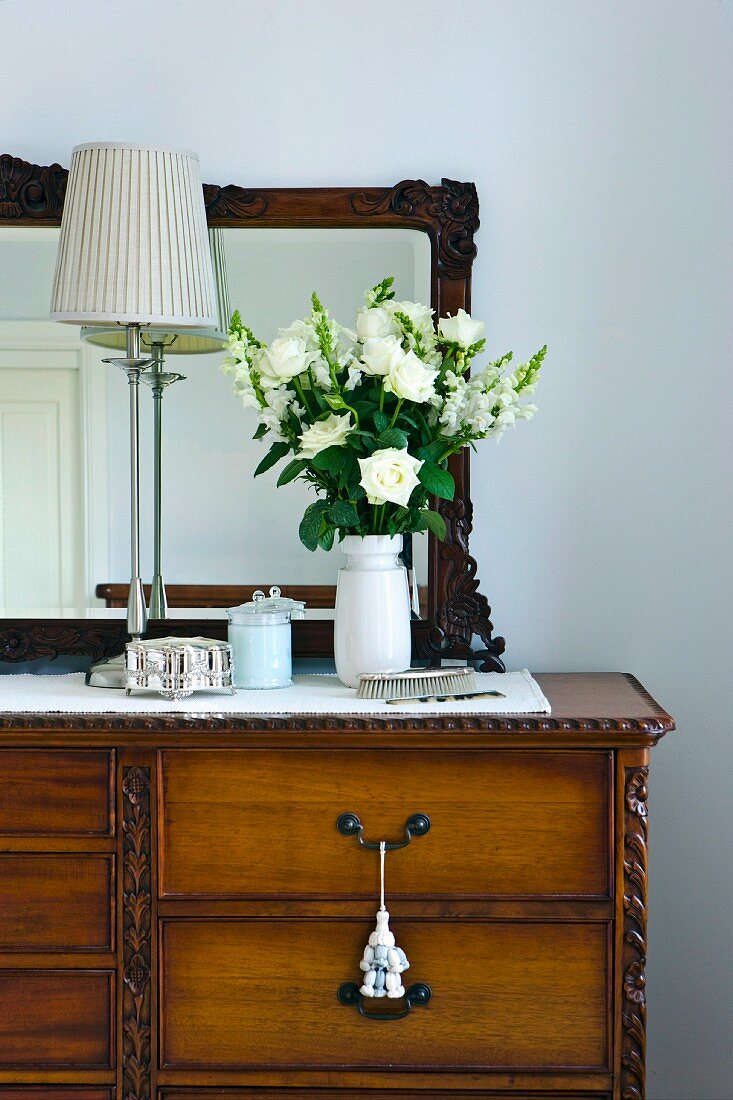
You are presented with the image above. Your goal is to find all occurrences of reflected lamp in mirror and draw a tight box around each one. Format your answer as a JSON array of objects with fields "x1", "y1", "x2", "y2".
[
  {"x1": 49, "y1": 141, "x2": 216, "y2": 687},
  {"x1": 80, "y1": 228, "x2": 230, "y2": 619}
]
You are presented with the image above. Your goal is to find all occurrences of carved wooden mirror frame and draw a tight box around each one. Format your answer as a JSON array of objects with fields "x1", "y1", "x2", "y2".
[{"x1": 0, "y1": 153, "x2": 505, "y2": 670}]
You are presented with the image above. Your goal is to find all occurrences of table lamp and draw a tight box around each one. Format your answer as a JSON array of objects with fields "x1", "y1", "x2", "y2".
[
  {"x1": 81, "y1": 227, "x2": 230, "y2": 618},
  {"x1": 50, "y1": 142, "x2": 216, "y2": 687}
]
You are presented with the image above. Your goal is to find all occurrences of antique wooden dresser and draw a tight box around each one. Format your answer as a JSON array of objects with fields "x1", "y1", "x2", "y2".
[{"x1": 0, "y1": 671, "x2": 673, "y2": 1100}]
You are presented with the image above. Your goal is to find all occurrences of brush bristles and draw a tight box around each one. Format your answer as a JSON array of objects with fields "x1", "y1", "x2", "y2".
[{"x1": 356, "y1": 667, "x2": 476, "y2": 700}]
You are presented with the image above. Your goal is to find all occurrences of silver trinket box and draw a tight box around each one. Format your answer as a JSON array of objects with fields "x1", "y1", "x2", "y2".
[{"x1": 125, "y1": 636, "x2": 235, "y2": 701}]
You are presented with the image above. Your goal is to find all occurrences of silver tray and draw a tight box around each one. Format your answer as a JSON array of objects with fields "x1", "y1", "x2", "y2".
[{"x1": 125, "y1": 636, "x2": 234, "y2": 701}]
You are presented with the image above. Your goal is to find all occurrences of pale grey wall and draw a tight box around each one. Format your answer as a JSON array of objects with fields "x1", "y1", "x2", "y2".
[{"x1": 2, "y1": 0, "x2": 731, "y2": 1093}]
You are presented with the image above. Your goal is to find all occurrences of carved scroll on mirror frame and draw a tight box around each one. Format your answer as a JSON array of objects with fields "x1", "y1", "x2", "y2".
[{"x1": 0, "y1": 153, "x2": 505, "y2": 669}]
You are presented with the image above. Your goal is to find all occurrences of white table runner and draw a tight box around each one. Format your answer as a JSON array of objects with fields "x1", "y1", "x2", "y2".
[{"x1": 0, "y1": 670, "x2": 550, "y2": 716}]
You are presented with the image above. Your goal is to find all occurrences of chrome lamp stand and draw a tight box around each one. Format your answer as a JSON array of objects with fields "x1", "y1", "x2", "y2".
[
  {"x1": 141, "y1": 336, "x2": 185, "y2": 619},
  {"x1": 86, "y1": 323, "x2": 152, "y2": 687}
]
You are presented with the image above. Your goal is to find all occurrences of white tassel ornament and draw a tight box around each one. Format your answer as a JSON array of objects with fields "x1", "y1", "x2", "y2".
[{"x1": 358, "y1": 842, "x2": 410, "y2": 999}]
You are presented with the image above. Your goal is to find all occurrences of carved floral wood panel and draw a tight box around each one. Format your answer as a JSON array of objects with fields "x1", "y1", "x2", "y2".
[
  {"x1": 122, "y1": 766, "x2": 152, "y2": 1100},
  {"x1": 621, "y1": 766, "x2": 649, "y2": 1100}
]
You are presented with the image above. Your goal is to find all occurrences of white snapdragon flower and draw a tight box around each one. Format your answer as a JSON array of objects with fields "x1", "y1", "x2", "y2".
[
  {"x1": 259, "y1": 385, "x2": 300, "y2": 439},
  {"x1": 233, "y1": 376, "x2": 261, "y2": 413},
  {"x1": 437, "y1": 371, "x2": 467, "y2": 436},
  {"x1": 356, "y1": 306, "x2": 396, "y2": 340},
  {"x1": 259, "y1": 336, "x2": 312, "y2": 388},
  {"x1": 438, "y1": 308, "x2": 485, "y2": 348},
  {"x1": 360, "y1": 335, "x2": 405, "y2": 377},
  {"x1": 336, "y1": 326, "x2": 358, "y2": 363},
  {"x1": 358, "y1": 448, "x2": 423, "y2": 507},
  {"x1": 298, "y1": 412, "x2": 353, "y2": 459},
  {"x1": 311, "y1": 358, "x2": 332, "y2": 390},
  {"x1": 490, "y1": 407, "x2": 517, "y2": 442},
  {"x1": 384, "y1": 349, "x2": 438, "y2": 404},
  {"x1": 462, "y1": 389, "x2": 495, "y2": 435},
  {"x1": 345, "y1": 366, "x2": 363, "y2": 391}
]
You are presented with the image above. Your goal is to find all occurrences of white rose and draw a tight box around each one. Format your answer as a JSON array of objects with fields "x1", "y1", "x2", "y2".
[
  {"x1": 356, "y1": 306, "x2": 395, "y2": 340},
  {"x1": 259, "y1": 336, "x2": 311, "y2": 387},
  {"x1": 384, "y1": 349, "x2": 438, "y2": 404},
  {"x1": 360, "y1": 335, "x2": 405, "y2": 377},
  {"x1": 386, "y1": 299, "x2": 435, "y2": 332},
  {"x1": 358, "y1": 448, "x2": 423, "y2": 508},
  {"x1": 438, "y1": 308, "x2": 485, "y2": 347},
  {"x1": 298, "y1": 412, "x2": 352, "y2": 459}
]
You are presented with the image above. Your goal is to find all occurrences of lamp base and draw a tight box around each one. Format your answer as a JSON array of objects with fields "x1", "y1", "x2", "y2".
[
  {"x1": 85, "y1": 653, "x2": 127, "y2": 689},
  {"x1": 149, "y1": 574, "x2": 168, "y2": 619}
]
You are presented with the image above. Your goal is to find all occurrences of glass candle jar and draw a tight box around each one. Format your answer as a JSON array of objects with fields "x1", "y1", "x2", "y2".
[{"x1": 226, "y1": 587, "x2": 305, "y2": 690}]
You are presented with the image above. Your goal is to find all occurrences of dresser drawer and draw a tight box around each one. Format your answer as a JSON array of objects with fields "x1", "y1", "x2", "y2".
[
  {"x1": 159, "y1": 749, "x2": 611, "y2": 898},
  {"x1": 0, "y1": 751, "x2": 113, "y2": 836},
  {"x1": 160, "y1": 1093, "x2": 609, "y2": 1099},
  {"x1": 0, "y1": 1093, "x2": 114, "y2": 1100},
  {"x1": 0, "y1": 854, "x2": 113, "y2": 951},
  {"x1": 160, "y1": 918, "x2": 609, "y2": 1071},
  {"x1": 0, "y1": 969, "x2": 114, "y2": 1067}
]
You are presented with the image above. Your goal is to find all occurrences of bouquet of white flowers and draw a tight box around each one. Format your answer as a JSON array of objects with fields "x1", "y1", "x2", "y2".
[{"x1": 222, "y1": 277, "x2": 545, "y2": 552}]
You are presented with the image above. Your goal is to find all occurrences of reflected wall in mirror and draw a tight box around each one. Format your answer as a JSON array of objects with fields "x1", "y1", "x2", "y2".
[
  {"x1": 0, "y1": 156, "x2": 506, "y2": 669},
  {"x1": 0, "y1": 226, "x2": 429, "y2": 612}
]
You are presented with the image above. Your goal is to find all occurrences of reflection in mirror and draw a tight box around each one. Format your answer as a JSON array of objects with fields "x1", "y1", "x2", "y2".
[{"x1": 0, "y1": 226, "x2": 430, "y2": 615}]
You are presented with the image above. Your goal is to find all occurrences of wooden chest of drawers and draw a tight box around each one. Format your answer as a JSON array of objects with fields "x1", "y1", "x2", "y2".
[{"x1": 0, "y1": 672, "x2": 673, "y2": 1099}]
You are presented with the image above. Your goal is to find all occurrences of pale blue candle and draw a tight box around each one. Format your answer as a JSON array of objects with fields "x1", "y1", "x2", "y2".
[{"x1": 227, "y1": 588, "x2": 304, "y2": 690}]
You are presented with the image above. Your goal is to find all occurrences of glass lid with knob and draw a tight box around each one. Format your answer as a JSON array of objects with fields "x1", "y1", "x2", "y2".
[{"x1": 226, "y1": 586, "x2": 306, "y2": 626}]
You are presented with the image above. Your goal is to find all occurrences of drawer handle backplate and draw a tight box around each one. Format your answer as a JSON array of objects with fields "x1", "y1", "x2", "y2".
[
  {"x1": 336, "y1": 811, "x2": 430, "y2": 851},
  {"x1": 338, "y1": 980, "x2": 431, "y2": 1020}
]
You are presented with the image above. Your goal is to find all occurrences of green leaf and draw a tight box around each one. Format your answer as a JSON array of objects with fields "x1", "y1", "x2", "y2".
[
  {"x1": 424, "y1": 509, "x2": 447, "y2": 540},
  {"x1": 373, "y1": 410, "x2": 390, "y2": 434},
  {"x1": 254, "y1": 441, "x2": 290, "y2": 477},
  {"x1": 252, "y1": 423, "x2": 269, "y2": 440},
  {"x1": 418, "y1": 440, "x2": 449, "y2": 463},
  {"x1": 298, "y1": 500, "x2": 330, "y2": 551},
  {"x1": 276, "y1": 459, "x2": 307, "y2": 487},
  {"x1": 377, "y1": 427, "x2": 408, "y2": 450},
  {"x1": 311, "y1": 445, "x2": 348, "y2": 472},
  {"x1": 329, "y1": 500, "x2": 359, "y2": 527},
  {"x1": 318, "y1": 526, "x2": 335, "y2": 551},
  {"x1": 418, "y1": 462, "x2": 455, "y2": 500}
]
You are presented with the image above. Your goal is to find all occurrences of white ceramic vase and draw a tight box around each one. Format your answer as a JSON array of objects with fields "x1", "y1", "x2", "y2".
[{"x1": 334, "y1": 534, "x2": 412, "y2": 689}]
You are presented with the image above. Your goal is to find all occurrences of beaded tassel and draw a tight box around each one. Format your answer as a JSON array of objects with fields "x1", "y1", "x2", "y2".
[{"x1": 359, "y1": 841, "x2": 410, "y2": 999}]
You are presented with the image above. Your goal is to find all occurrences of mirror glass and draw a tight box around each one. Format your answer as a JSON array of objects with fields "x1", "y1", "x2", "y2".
[{"x1": 0, "y1": 226, "x2": 431, "y2": 615}]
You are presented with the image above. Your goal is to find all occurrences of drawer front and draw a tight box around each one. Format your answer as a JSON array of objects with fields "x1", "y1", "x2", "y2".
[
  {"x1": 160, "y1": 918, "x2": 609, "y2": 1071},
  {"x1": 0, "y1": 970, "x2": 113, "y2": 1066},
  {"x1": 0, "y1": 1093, "x2": 114, "y2": 1100},
  {"x1": 0, "y1": 855, "x2": 113, "y2": 951},
  {"x1": 160, "y1": 1093, "x2": 610, "y2": 1099},
  {"x1": 159, "y1": 749, "x2": 610, "y2": 898},
  {"x1": 0, "y1": 751, "x2": 113, "y2": 836}
]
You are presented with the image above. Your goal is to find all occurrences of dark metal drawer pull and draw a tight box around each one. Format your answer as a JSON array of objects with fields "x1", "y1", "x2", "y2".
[
  {"x1": 336, "y1": 811, "x2": 430, "y2": 850},
  {"x1": 338, "y1": 980, "x2": 431, "y2": 1020}
]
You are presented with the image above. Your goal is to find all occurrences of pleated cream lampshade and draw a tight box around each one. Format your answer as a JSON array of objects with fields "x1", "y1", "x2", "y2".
[
  {"x1": 80, "y1": 228, "x2": 230, "y2": 354},
  {"x1": 50, "y1": 142, "x2": 216, "y2": 328}
]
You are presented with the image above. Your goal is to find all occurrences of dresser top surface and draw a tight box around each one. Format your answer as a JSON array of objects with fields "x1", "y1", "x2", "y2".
[{"x1": 0, "y1": 671, "x2": 674, "y2": 748}]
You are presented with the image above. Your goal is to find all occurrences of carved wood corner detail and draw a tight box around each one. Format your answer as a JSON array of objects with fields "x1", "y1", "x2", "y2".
[
  {"x1": 349, "y1": 178, "x2": 479, "y2": 280},
  {"x1": 436, "y1": 496, "x2": 505, "y2": 670},
  {"x1": 122, "y1": 766, "x2": 152, "y2": 1100},
  {"x1": 0, "y1": 154, "x2": 67, "y2": 219},
  {"x1": 0, "y1": 623, "x2": 127, "y2": 663},
  {"x1": 622, "y1": 766, "x2": 649, "y2": 1100},
  {"x1": 203, "y1": 182, "x2": 268, "y2": 220}
]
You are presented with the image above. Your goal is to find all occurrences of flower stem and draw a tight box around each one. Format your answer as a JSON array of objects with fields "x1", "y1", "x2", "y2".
[
  {"x1": 388, "y1": 399, "x2": 403, "y2": 428},
  {"x1": 292, "y1": 375, "x2": 314, "y2": 417}
]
